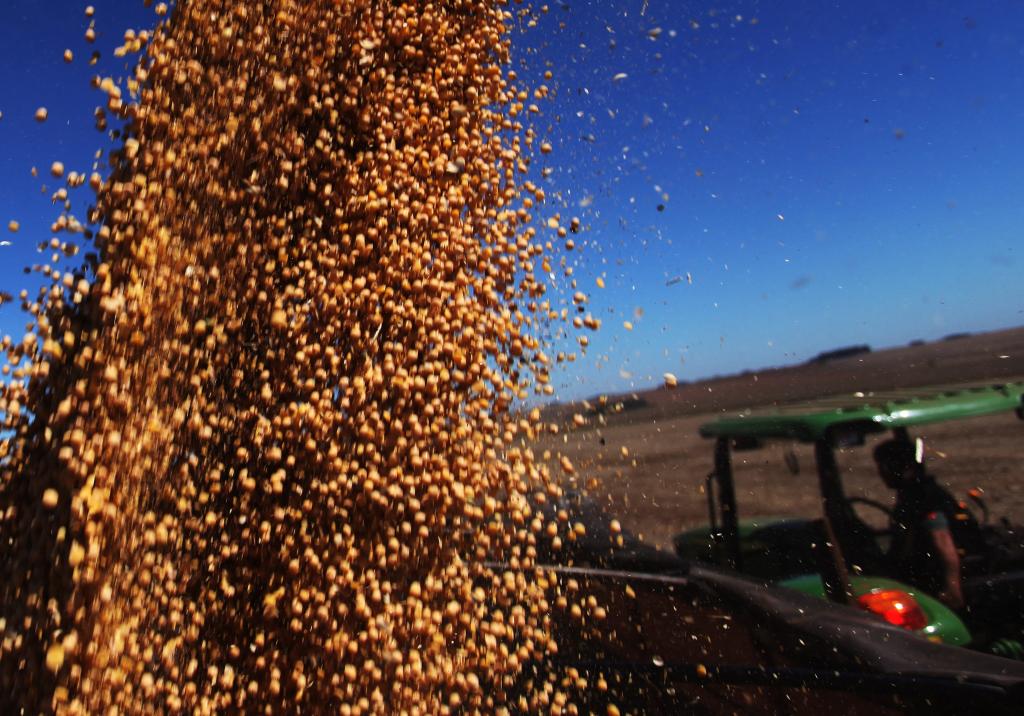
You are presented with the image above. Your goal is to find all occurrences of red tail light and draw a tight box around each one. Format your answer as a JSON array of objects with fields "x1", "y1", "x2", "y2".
[{"x1": 857, "y1": 589, "x2": 928, "y2": 631}]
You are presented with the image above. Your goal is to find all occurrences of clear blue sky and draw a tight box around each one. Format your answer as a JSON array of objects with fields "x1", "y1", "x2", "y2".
[
  {"x1": 1, "y1": 1, "x2": 1022, "y2": 401},
  {"x1": 0, "y1": 1, "x2": 157, "y2": 351},
  {"x1": 518, "y1": 0, "x2": 1024, "y2": 398}
]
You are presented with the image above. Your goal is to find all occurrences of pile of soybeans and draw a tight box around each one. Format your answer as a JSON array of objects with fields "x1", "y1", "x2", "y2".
[{"x1": 0, "y1": 1, "x2": 594, "y2": 713}]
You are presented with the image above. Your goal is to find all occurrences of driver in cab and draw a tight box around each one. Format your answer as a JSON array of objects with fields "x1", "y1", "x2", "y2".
[{"x1": 873, "y1": 437, "x2": 969, "y2": 609}]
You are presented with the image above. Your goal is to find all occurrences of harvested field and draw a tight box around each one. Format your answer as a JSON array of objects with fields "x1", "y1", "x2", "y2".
[{"x1": 546, "y1": 327, "x2": 1024, "y2": 549}]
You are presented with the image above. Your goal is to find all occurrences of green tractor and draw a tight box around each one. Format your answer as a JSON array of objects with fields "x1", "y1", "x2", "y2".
[{"x1": 674, "y1": 382, "x2": 1024, "y2": 657}]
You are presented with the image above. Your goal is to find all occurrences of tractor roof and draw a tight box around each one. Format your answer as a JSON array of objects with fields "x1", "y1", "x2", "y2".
[{"x1": 699, "y1": 381, "x2": 1024, "y2": 443}]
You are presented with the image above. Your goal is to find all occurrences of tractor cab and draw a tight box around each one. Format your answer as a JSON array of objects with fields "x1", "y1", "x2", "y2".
[{"x1": 675, "y1": 381, "x2": 1024, "y2": 656}]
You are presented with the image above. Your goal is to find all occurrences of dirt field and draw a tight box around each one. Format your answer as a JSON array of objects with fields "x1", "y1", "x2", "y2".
[{"x1": 544, "y1": 326, "x2": 1024, "y2": 549}]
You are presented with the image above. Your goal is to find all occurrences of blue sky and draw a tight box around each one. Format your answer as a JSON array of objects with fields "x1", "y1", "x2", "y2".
[
  {"x1": 1, "y1": 1, "x2": 1022, "y2": 401},
  {"x1": 0, "y1": 1, "x2": 157, "y2": 348},
  {"x1": 521, "y1": 0, "x2": 1024, "y2": 397}
]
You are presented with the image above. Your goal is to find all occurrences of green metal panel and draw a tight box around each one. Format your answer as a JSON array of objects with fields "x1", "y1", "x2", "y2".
[
  {"x1": 779, "y1": 574, "x2": 972, "y2": 646},
  {"x1": 700, "y1": 382, "x2": 1024, "y2": 443}
]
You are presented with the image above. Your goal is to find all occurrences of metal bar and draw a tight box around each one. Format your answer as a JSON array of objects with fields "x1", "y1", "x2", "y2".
[
  {"x1": 814, "y1": 439, "x2": 854, "y2": 604},
  {"x1": 705, "y1": 471, "x2": 718, "y2": 537},
  {"x1": 715, "y1": 437, "x2": 741, "y2": 571}
]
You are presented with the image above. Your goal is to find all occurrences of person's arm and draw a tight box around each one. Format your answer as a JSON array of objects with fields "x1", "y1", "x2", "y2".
[{"x1": 927, "y1": 518, "x2": 963, "y2": 608}]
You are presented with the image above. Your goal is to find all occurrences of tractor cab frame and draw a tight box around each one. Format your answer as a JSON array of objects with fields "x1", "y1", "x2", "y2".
[{"x1": 686, "y1": 382, "x2": 1024, "y2": 652}]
